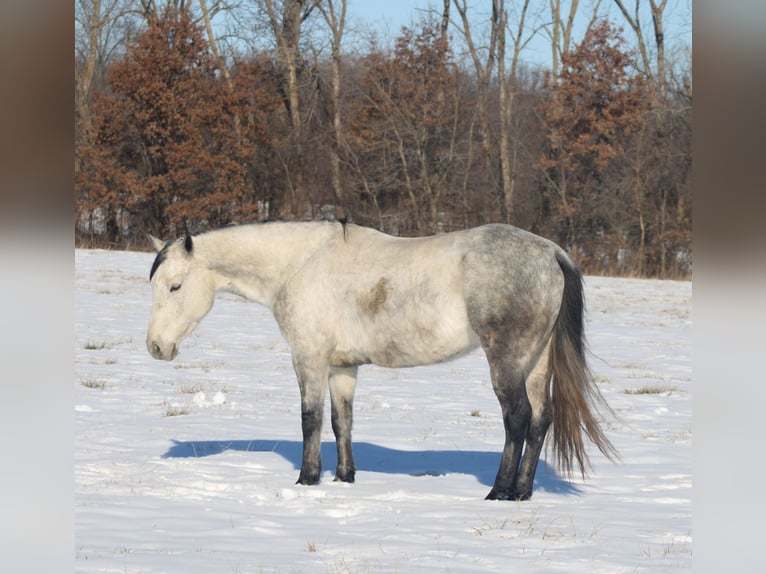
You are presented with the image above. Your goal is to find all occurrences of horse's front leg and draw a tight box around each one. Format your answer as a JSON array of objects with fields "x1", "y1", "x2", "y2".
[
  {"x1": 293, "y1": 356, "x2": 329, "y2": 485},
  {"x1": 329, "y1": 366, "x2": 358, "y2": 483}
]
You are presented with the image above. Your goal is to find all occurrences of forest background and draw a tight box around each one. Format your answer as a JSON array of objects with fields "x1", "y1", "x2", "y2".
[{"x1": 75, "y1": 0, "x2": 691, "y2": 278}]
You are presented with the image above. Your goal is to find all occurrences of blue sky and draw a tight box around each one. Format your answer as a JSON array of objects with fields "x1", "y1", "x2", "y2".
[
  {"x1": 347, "y1": 0, "x2": 439, "y2": 33},
  {"x1": 346, "y1": 0, "x2": 692, "y2": 70}
]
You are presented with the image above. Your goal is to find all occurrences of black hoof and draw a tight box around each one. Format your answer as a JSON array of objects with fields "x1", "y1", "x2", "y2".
[
  {"x1": 515, "y1": 488, "x2": 532, "y2": 501},
  {"x1": 333, "y1": 469, "x2": 355, "y2": 483},
  {"x1": 485, "y1": 487, "x2": 531, "y2": 501},
  {"x1": 296, "y1": 469, "x2": 320, "y2": 485},
  {"x1": 485, "y1": 488, "x2": 515, "y2": 501}
]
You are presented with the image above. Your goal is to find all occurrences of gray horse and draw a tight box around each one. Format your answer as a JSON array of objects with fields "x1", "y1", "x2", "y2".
[{"x1": 146, "y1": 221, "x2": 616, "y2": 500}]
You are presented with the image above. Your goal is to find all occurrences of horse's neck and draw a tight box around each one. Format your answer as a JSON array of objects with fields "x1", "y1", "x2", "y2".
[{"x1": 197, "y1": 223, "x2": 335, "y2": 308}]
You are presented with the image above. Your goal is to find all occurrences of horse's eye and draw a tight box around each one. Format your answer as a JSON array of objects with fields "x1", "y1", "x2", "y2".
[{"x1": 170, "y1": 283, "x2": 182, "y2": 293}]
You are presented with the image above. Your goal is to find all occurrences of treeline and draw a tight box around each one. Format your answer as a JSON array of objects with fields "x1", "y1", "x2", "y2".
[{"x1": 75, "y1": 0, "x2": 691, "y2": 278}]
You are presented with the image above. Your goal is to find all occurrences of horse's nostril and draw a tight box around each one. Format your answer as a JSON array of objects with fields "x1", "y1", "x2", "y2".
[{"x1": 148, "y1": 341, "x2": 162, "y2": 358}]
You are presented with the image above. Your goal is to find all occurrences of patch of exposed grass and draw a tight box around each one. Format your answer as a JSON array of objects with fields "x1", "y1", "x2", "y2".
[
  {"x1": 81, "y1": 378, "x2": 106, "y2": 389},
  {"x1": 82, "y1": 337, "x2": 132, "y2": 351},
  {"x1": 163, "y1": 401, "x2": 191, "y2": 417},
  {"x1": 624, "y1": 385, "x2": 678, "y2": 395},
  {"x1": 179, "y1": 383, "x2": 230, "y2": 396},
  {"x1": 83, "y1": 340, "x2": 108, "y2": 350}
]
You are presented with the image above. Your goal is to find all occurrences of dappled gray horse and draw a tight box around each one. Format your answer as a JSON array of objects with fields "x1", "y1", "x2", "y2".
[{"x1": 146, "y1": 221, "x2": 615, "y2": 500}]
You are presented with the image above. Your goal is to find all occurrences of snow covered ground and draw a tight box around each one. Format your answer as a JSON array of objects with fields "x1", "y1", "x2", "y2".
[{"x1": 75, "y1": 248, "x2": 691, "y2": 573}]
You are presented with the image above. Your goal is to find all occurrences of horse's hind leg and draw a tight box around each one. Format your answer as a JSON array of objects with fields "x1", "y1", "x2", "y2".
[
  {"x1": 515, "y1": 339, "x2": 553, "y2": 500},
  {"x1": 329, "y1": 366, "x2": 357, "y2": 483},
  {"x1": 485, "y1": 353, "x2": 532, "y2": 501}
]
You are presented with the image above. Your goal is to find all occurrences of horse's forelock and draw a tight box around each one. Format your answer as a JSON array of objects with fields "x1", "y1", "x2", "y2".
[
  {"x1": 149, "y1": 244, "x2": 171, "y2": 281},
  {"x1": 150, "y1": 235, "x2": 199, "y2": 280}
]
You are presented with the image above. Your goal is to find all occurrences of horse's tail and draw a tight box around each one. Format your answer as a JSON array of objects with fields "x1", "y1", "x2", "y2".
[{"x1": 549, "y1": 250, "x2": 618, "y2": 477}]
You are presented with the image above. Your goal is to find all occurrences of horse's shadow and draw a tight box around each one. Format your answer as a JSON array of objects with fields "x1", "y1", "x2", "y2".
[{"x1": 162, "y1": 439, "x2": 581, "y2": 496}]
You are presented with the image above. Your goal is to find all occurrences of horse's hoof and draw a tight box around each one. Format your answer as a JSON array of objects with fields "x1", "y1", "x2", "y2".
[
  {"x1": 485, "y1": 487, "x2": 522, "y2": 501},
  {"x1": 296, "y1": 471, "x2": 320, "y2": 485},
  {"x1": 515, "y1": 488, "x2": 532, "y2": 501},
  {"x1": 333, "y1": 470, "x2": 355, "y2": 483}
]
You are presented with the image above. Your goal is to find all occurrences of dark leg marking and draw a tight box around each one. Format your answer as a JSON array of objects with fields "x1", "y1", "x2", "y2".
[
  {"x1": 514, "y1": 406, "x2": 552, "y2": 500},
  {"x1": 481, "y1": 347, "x2": 534, "y2": 501},
  {"x1": 331, "y1": 397, "x2": 355, "y2": 482},
  {"x1": 485, "y1": 391, "x2": 532, "y2": 501},
  {"x1": 297, "y1": 407, "x2": 323, "y2": 485},
  {"x1": 329, "y1": 366, "x2": 357, "y2": 483}
]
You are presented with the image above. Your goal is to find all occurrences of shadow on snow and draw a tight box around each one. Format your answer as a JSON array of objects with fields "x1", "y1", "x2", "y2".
[{"x1": 162, "y1": 439, "x2": 582, "y2": 496}]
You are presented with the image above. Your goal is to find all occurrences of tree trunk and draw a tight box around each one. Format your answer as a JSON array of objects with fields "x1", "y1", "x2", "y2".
[
  {"x1": 198, "y1": 0, "x2": 242, "y2": 140},
  {"x1": 549, "y1": 0, "x2": 580, "y2": 82},
  {"x1": 454, "y1": 0, "x2": 497, "y2": 163},
  {"x1": 318, "y1": 0, "x2": 347, "y2": 203},
  {"x1": 496, "y1": 3, "x2": 512, "y2": 222},
  {"x1": 263, "y1": 0, "x2": 316, "y2": 214},
  {"x1": 650, "y1": 0, "x2": 668, "y2": 102},
  {"x1": 497, "y1": 0, "x2": 531, "y2": 224},
  {"x1": 76, "y1": 0, "x2": 101, "y2": 127},
  {"x1": 613, "y1": 0, "x2": 667, "y2": 103}
]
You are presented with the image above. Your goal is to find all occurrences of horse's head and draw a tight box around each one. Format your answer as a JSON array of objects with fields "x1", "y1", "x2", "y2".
[{"x1": 146, "y1": 233, "x2": 215, "y2": 360}]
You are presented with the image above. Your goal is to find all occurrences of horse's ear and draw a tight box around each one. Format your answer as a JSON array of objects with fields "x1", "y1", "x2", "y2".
[
  {"x1": 148, "y1": 234, "x2": 165, "y2": 253},
  {"x1": 184, "y1": 232, "x2": 193, "y2": 254},
  {"x1": 182, "y1": 221, "x2": 194, "y2": 254}
]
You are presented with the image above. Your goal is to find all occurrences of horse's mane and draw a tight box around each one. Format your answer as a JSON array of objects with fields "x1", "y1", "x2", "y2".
[
  {"x1": 151, "y1": 216, "x2": 352, "y2": 279},
  {"x1": 206, "y1": 214, "x2": 351, "y2": 240}
]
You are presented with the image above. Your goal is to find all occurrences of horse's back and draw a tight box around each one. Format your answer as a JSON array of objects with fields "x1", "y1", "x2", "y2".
[
  {"x1": 335, "y1": 222, "x2": 567, "y2": 335},
  {"x1": 279, "y1": 224, "x2": 477, "y2": 368}
]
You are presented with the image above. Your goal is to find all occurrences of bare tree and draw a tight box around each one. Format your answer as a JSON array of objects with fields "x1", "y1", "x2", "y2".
[
  {"x1": 453, "y1": 0, "x2": 499, "y2": 162},
  {"x1": 198, "y1": 1, "x2": 233, "y2": 88},
  {"x1": 612, "y1": 0, "x2": 668, "y2": 102},
  {"x1": 348, "y1": 17, "x2": 463, "y2": 234},
  {"x1": 261, "y1": 0, "x2": 319, "y2": 213},
  {"x1": 454, "y1": 1, "x2": 540, "y2": 223},
  {"x1": 496, "y1": 0, "x2": 539, "y2": 223},
  {"x1": 263, "y1": 0, "x2": 317, "y2": 130},
  {"x1": 76, "y1": 0, "x2": 103, "y2": 127},
  {"x1": 548, "y1": 0, "x2": 577, "y2": 82},
  {"x1": 648, "y1": 0, "x2": 668, "y2": 101},
  {"x1": 198, "y1": 0, "x2": 246, "y2": 143},
  {"x1": 75, "y1": 0, "x2": 135, "y2": 126},
  {"x1": 317, "y1": 0, "x2": 347, "y2": 202}
]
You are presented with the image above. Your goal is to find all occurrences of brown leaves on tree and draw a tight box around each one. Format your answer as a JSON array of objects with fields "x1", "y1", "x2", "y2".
[
  {"x1": 76, "y1": 5, "x2": 277, "y2": 240},
  {"x1": 74, "y1": 8, "x2": 690, "y2": 277},
  {"x1": 536, "y1": 20, "x2": 649, "y2": 262}
]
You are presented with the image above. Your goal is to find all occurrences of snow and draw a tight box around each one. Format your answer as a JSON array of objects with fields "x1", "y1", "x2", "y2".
[{"x1": 75, "y1": 248, "x2": 691, "y2": 572}]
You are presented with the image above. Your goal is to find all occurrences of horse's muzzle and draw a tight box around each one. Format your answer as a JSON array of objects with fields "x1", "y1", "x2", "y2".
[{"x1": 147, "y1": 339, "x2": 178, "y2": 361}]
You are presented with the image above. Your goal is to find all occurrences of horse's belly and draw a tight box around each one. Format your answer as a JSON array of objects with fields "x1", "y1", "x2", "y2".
[{"x1": 366, "y1": 319, "x2": 481, "y2": 369}]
